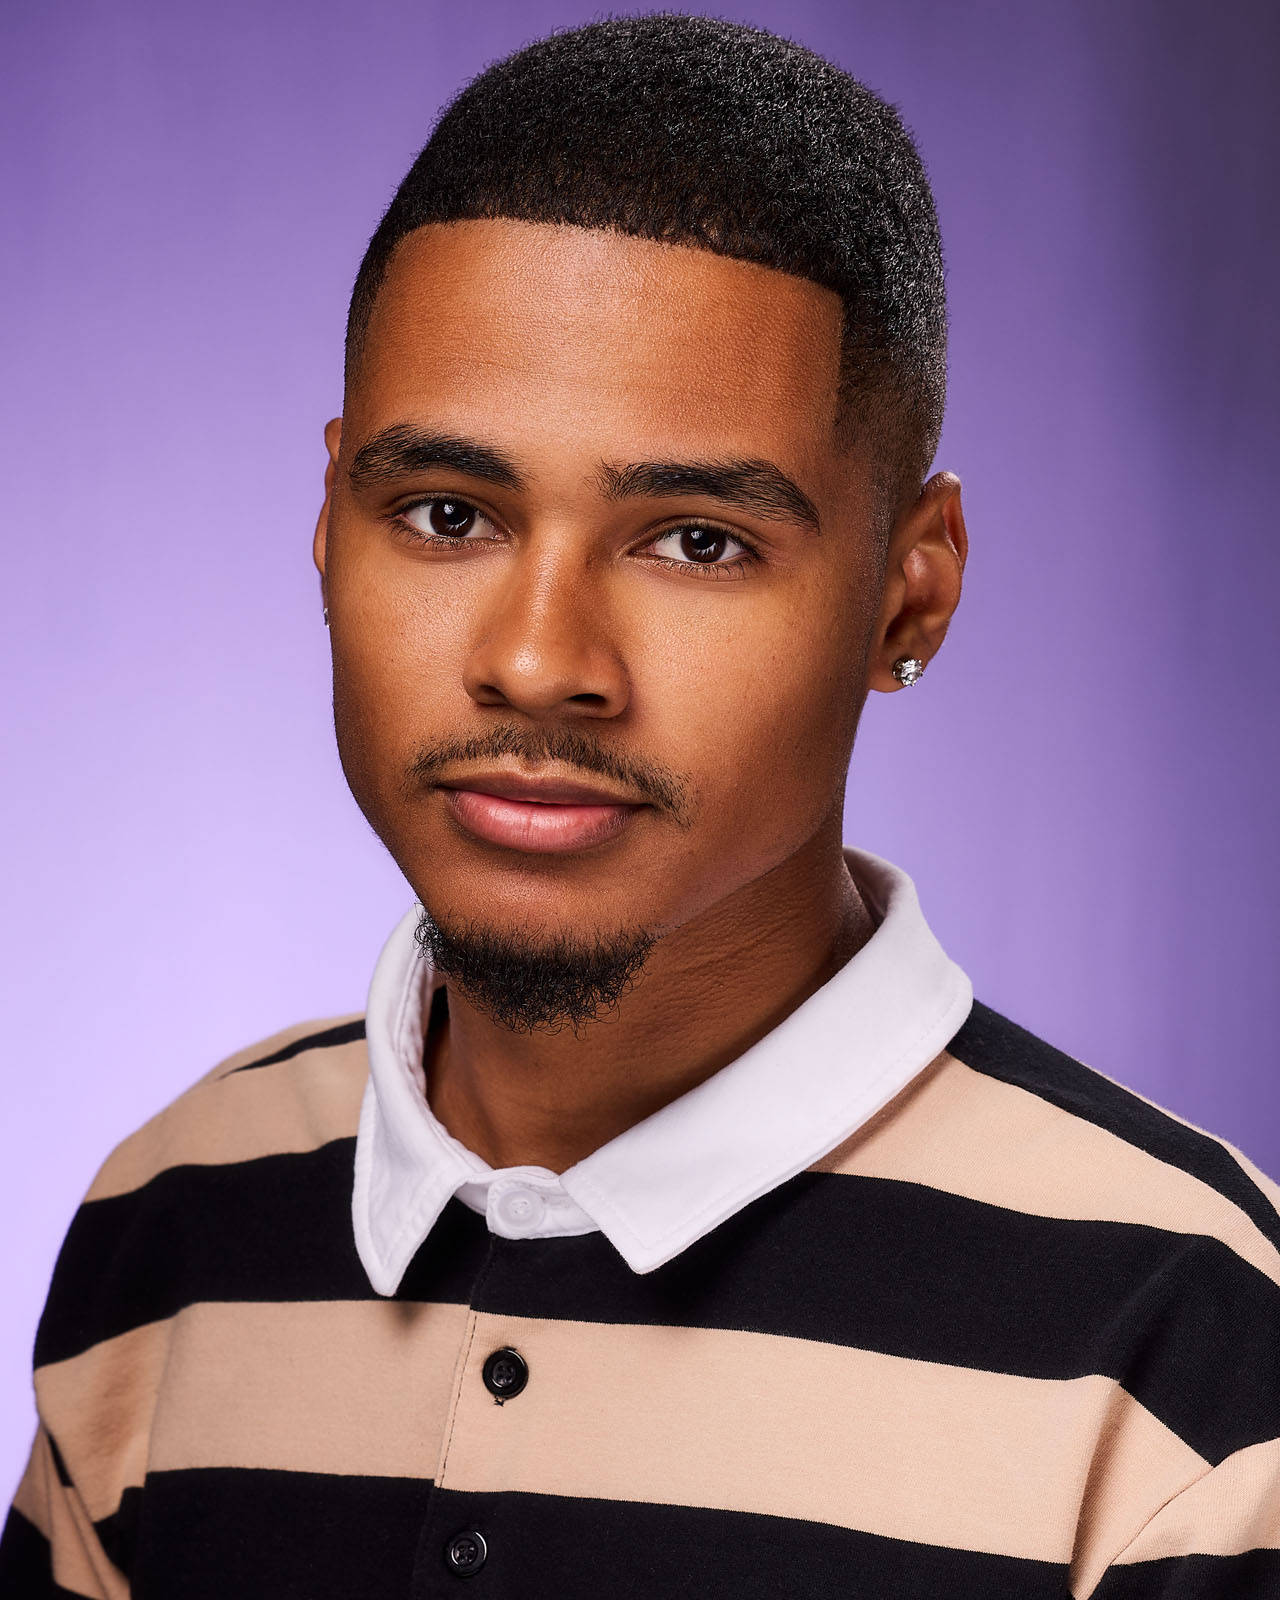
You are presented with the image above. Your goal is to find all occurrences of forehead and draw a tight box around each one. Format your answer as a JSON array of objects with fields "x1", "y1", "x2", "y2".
[{"x1": 350, "y1": 219, "x2": 846, "y2": 471}]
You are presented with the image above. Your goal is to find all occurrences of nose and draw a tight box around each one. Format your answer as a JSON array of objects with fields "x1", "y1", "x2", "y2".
[{"x1": 462, "y1": 547, "x2": 630, "y2": 719}]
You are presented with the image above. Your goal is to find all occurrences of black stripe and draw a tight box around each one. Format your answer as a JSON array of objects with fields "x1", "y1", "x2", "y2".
[
  {"x1": 419, "y1": 1487, "x2": 1071, "y2": 1600},
  {"x1": 127, "y1": 1470, "x2": 1068, "y2": 1599},
  {"x1": 94, "y1": 1484, "x2": 142, "y2": 1579},
  {"x1": 135, "y1": 1468, "x2": 429, "y2": 1599},
  {"x1": 33, "y1": 1143, "x2": 491, "y2": 1365},
  {"x1": 472, "y1": 1173, "x2": 1280, "y2": 1464},
  {"x1": 1094, "y1": 1549, "x2": 1280, "y2": 1598},
  {"x1": 952, "y1": 1001, "x2": 1280, "y2": 1252},
  {"x1": 227, "y1": 1018, "x2": 366, "y2": 1074},
  {"x1": 0, "y1": 1506, "x2": 97, "y2": 1598}
]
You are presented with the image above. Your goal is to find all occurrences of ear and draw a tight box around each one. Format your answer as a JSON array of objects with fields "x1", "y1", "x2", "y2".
[
  {"x1": 867, "y1": 470, "x2": 968, "y2": 693},
  {"x1": 313, "y1": 417, "x2": 343, "y2": 603}
]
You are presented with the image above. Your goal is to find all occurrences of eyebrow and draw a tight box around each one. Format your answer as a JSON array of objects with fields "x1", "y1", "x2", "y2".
[
  {"x1": 599, "y1": 458, "x2": 821, "y2": 532},
  {"x1": 347, "y1": 424, "x2": 526, "y2": 493},
  {"x1": 346, "y1": 423, "x2": 820, "y2": 532}
]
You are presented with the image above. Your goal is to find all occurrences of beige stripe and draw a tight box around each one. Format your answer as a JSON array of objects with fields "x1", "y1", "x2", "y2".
[
  {"x1": 86, "y1": 1034, "x2": 367, "y2": 1201},
  {"x1": 812, "y1": 1052, "x2": 1280, "y2": 1290},
  {"x1": 438, "y1": 1314, "x2": 1205, "y2": 1572},
  {"x1": 35, "y1": 1323, "x2": 162, "y2": 1524},
  {"x1": 12, "y1": 1427, "x2": 127, "y2": 1599},
  {"x1": 152, "y1": 1300, "x2": 469, "y2": 1477},
  {"x1": 35, "y1": 1300, "x2": 470, "y2": 1511},
  {"x1": 1107, "y1": 1436, "x2": 1280, "y2": 1565}
]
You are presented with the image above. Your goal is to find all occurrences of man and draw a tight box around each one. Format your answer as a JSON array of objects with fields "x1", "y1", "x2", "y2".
[{"x1": 4, "y1": 13, "x2": 1278, "y2": 1598}]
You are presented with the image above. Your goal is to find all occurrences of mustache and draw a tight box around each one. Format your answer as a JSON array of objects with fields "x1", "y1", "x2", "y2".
[{"x1": 404, "y1": 723, "x2": 692, "y2": 821}]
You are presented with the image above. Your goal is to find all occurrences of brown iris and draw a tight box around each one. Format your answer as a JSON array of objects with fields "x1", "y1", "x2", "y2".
[{"x1": 427, "y1": 500, "x2": 477, "y2": 537}]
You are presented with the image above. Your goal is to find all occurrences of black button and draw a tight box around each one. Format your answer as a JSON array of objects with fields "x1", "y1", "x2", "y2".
[
  {"x1": 445, "y1": 1530, "x2": 487, "y2": 1576},
  {"x1": 482, "y1": 1346, "x2": 529, "y2": 1401}
]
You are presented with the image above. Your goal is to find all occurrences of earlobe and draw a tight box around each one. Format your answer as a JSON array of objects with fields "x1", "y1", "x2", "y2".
[
  {"x1": 313, "y1": 417, "x2": 342, "y2": 588},
  {"x1": 312, "y1": 489, "x2": 330, "y2": 586},
  {"x1": 868, "y1": 470, "x2": 967, "y2": 693},
  {"x1": 313, "y1": 505, "x2": 328, "y2": 582}
]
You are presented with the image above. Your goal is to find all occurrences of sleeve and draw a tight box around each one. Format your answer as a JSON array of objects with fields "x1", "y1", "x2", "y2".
[
  {"x1": 1087, "y1": 1439, "x2": 1280, "y2": 1598},
  {"x1": 0, "y1": 1426, "x2": 128, "y2": 1599}
]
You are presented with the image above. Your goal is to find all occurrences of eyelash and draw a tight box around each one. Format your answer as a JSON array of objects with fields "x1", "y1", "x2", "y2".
[{"x1": 387, "y1": 497, "x2": 761, "y2": 581}]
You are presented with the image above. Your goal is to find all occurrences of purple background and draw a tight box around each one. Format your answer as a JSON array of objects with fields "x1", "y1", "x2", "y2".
[{"x1": 3, "y1": 0, "x2": 1278, "y2": 1489}]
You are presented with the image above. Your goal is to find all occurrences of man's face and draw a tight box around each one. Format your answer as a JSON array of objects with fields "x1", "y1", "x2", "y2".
[{"x1": 317, "y1": 220, "x2": 893, "y2": 987}]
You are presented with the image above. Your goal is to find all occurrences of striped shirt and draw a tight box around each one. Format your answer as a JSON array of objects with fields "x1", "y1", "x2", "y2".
[{"x1": 4, "y1": 850, "x2": 1280, "y2": 1598}]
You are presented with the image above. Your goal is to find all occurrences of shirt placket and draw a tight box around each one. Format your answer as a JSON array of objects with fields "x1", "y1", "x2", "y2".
[{"x1": 410, "y1": 1281, "x2": 543, "y2": 1595}]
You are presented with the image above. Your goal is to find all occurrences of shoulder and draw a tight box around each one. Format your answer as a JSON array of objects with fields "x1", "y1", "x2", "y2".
[
  {"x1": 25, "y1": 1016, "x2": 371, "y2": 1571},
  {"x1": 34, "y1": 1015, "x2": 372, "y2": 1373},
  {"x1": 948, "y1": 1001, "x2": 1280, "y2": 1269},
  {"x1": 820, "y1": 998, "x2": 1280, "y2": 1288},
  {"x1": 83, "y1": 1013, "x2": 369, "y2": 1205},
  {"x1": 813, "y1": 1000, "x2": 1280, "y2": 1474}
]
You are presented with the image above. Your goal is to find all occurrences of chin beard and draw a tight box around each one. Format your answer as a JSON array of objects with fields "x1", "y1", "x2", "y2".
[{"x1": 413, "y1": 906, "x2": 656, "y2": 1034}]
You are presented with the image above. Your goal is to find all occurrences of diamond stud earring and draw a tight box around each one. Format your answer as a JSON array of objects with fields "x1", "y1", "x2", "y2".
[
  {"x1": 892, "y1": 656, "x2": 925, "y2": 687},
  {"x1": 322, "y1": 606, "x2": 330, "y2": 627}
]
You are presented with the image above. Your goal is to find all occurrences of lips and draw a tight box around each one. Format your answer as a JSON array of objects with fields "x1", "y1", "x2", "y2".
[
  {"x1": 437, "y1": 770, "x2": 646, "y2": 854},
  {"x1": 439, "y1": 770, "x2": 636, "y2": 807}
]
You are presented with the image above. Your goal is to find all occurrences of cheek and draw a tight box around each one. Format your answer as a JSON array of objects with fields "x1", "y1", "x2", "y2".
[
  {"x1": 328, "y1": 550, "x2": 470, "y2": 808},
  {"x1": 636, "y1": 584, "x2": 868, "y2": 840}
]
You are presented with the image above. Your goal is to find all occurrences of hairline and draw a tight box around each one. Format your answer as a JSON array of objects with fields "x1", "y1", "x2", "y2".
[{"x1": 342, "y1": 219, "x2": 929, "y2": 523}]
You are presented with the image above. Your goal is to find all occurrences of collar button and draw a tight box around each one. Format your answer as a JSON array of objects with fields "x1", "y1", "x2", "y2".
[{"x1": 494, "y1": 1185, "x2": 546, "y2": 1233}]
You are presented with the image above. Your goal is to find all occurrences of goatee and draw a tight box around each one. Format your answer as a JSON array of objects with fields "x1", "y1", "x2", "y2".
[{"x1": 414, "y1": 907, "x2": 656, "y2": 1034}]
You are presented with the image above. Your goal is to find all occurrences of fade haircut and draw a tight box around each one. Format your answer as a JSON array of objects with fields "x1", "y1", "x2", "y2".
[{"x1": 345, "y1": 13, "x2": 947, "y2": 515}]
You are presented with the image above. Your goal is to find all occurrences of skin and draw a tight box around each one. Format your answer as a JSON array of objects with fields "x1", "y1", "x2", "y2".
[{"x1": 314, "y1": 219, "x2": 967, "y2": 1173}]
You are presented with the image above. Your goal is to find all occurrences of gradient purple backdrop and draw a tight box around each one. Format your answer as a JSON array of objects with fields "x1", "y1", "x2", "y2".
[{"x1": 3, "y1": 0, "x2": 1278, "y2": 1488}]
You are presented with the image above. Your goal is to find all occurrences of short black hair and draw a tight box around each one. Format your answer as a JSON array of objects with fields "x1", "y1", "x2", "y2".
[{"x1": 345, "y1": 13, "x2": 946, "y2": 513}]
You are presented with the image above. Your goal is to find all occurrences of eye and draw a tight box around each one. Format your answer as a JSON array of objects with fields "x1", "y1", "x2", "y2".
[
  {"x1": 647, "y1": 524, "x2": 750, "y2": 568},
  {"x1": 399, "y1": 497, "x2": 489, "y2": 541}
]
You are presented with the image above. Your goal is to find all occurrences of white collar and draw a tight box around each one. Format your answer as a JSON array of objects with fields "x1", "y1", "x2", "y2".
[{"x1": 352, "y1": 846, "x2": 972, "y2": 1294}]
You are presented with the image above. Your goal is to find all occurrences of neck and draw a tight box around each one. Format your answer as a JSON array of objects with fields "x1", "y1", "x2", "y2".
[{"x1": 425, "y1": 815, "x2": 875, "y2": 1172}]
